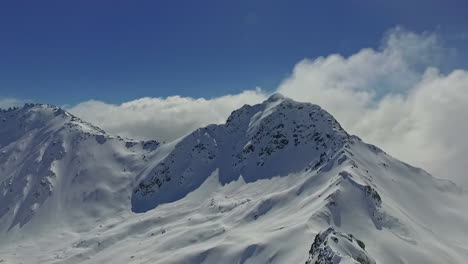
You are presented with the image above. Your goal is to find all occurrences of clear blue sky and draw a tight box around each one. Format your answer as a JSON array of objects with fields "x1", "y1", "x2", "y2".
[{"x1": 1, "y1": 0, "x2": 467, "y2": 105}]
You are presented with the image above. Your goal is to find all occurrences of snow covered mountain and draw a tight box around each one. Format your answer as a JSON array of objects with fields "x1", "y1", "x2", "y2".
[
  {"x1": 1, "y1": 95, "x2": 467, "y2": 264},
  {"x1": 132, "y1": 93, "x2": 350, "y2": 212},
  {"x1": 0, "y1": 104, "x2": 158, "y2": 232}
]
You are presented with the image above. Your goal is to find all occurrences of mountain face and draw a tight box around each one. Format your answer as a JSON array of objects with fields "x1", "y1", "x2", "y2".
[
  {"x1": 132, "y1": 94, "x2": 350, "y2": 212},
  {"x1": 0, "y1": 104, "x2": 158, "y2": 231},
  {"x1": 1, "y1": 96, "x2": 467, "y2": 264}
]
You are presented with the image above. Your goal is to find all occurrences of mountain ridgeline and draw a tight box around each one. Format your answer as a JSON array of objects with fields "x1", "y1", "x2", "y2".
[
  {"x1": 132, "y1": 94, "x2": 351, "y2": 212},
  {"x1": 0, "y1": 104, "x2": 158, "y2": 230},
  {"x1": 0, "y1": 95, "x2": 467, "y2": 264}
]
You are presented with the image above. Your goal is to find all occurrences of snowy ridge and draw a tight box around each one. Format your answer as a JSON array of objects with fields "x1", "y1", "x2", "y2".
[
  {"x1": 1, "y1": 95, "x2": 468, "y2": 263},
  {"x1": 0, "y1": 104, "x2": 159, "y2": 232},
  {"x1": 132, "y1": 94, "x2": 350, "y2": 212}
]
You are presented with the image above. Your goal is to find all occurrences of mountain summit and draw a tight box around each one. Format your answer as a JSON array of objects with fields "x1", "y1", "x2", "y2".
[
  {"x1": 1, "y1": 95, "x2": 467, "y2": 264},
  {"x1": 132, "y1": 93, "x2": 350, "y2": 212}
]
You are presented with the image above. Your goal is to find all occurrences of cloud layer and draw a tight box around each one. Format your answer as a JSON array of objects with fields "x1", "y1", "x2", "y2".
[
  {"x1": 68, "y1": 27, "x2": 468, "y2": 185},
  {"x1": 69, "y1": 89, "x2": 266, "y2": 142}
]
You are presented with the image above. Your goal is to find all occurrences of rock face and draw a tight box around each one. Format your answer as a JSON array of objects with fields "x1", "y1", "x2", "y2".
[
  {"x1": 305, "y1": 227, "x2": 375, "y2": 264},
  {"x1": 132, "y1": 93, "x2": 350, "y2": 212}
]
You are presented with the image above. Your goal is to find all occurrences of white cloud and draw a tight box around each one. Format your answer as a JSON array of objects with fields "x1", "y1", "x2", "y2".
[
  {"x1": 68, "y1": 89, "x2": 266, "y2": 142},
  {"x1": 68, "y1": 27, "x2": 468, "y2": 186},
  {"x1": 277, "y1": 27, "x2": 468, "y2": 185}
]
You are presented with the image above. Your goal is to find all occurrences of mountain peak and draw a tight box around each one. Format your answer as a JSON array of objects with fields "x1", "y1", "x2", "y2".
[
  {"x1": 265, "y1": 92, "x2": 288, "y2": 102},
  {"x1": 0, "y1": 103, "x2": 109, "y2": 138},
  {"x1": 0, "y1": 103, "x2": 74, "y2": 124},
  {"x1": 226, "y1": 93, "x2": 348, "y2": 140},
  {"x1": 133, "y1": 96, "x2": 351, "y2": 212}
]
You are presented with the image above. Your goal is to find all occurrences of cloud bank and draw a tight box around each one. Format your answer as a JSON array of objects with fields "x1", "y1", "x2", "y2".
[
  {"x1": 69, "y1": 89, "x2": 266, "y2": 142},
  {"x1": 68, "y1": 27, "x2": 468, "y2": 185},
  {"x1": 277, "y1": 28, "x2": 468, "y2": 186}
]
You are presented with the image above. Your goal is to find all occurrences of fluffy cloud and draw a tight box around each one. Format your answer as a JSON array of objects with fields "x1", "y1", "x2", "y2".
[
  {"x1": 69, "y1": 27, "x2": 468, "y2": 186},
  {"x1": 68, "y1": 89, "x2": 266, "y2": 142},
  {"x1": 277, "y1": 28, "x2": 468, "y2": 185},
  {"x1": 283, "y1": 66, "x2": 468, "y2": 185}
]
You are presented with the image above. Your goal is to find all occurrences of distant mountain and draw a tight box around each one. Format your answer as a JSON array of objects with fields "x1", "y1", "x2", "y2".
[{"x1": 1, "y1": 96, "x2": 467, "y2": 264}]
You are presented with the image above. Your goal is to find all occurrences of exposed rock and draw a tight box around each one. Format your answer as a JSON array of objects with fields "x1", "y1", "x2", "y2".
[{"x1": 305, "y1": 227, "x2": 375, "y2": 264}]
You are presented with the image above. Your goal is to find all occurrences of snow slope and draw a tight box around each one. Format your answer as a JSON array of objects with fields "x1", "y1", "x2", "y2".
[
  {"x1": 0, "y1": 96, "x2": 467, "y2": 264},
  {"x1": 0, "y1": 104, "x2": 159, "y2": 233}
]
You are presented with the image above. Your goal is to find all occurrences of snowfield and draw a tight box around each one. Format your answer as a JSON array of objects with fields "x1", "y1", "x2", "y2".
[{"x1": 1, "y1": 95, "x2": 467, "y2": 263}]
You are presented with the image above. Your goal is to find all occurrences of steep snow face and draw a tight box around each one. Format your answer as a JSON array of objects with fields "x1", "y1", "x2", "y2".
[
  {"x1": 132, "y1": 94, "x2": 350, "y2": 212},
  {"x1": 0, "y1": 105, "x2": 159, "y2": 231}
]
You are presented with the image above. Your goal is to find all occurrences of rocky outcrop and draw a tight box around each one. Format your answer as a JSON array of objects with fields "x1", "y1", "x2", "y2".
[{"x1": 305, "y1": 227, "x2": 375, "y2": 264}]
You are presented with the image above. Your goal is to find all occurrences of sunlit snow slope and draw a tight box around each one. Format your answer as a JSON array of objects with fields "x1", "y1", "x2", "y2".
[
  {"x1": 1, "y1": 96, "x2": 467, "y2": 264},
  {"x1": 0, "y1": 104, "x2": 158, "y2": 233}
]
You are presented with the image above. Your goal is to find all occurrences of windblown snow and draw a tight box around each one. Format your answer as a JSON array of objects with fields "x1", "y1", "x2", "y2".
[{"x1": 0, "y1": 95, "x2": 467, "y2": 264}]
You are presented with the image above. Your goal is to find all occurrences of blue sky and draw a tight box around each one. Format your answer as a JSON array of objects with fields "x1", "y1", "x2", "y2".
[{"x1": 0, "y1": 0, "x2": 467, "y2": 105}]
